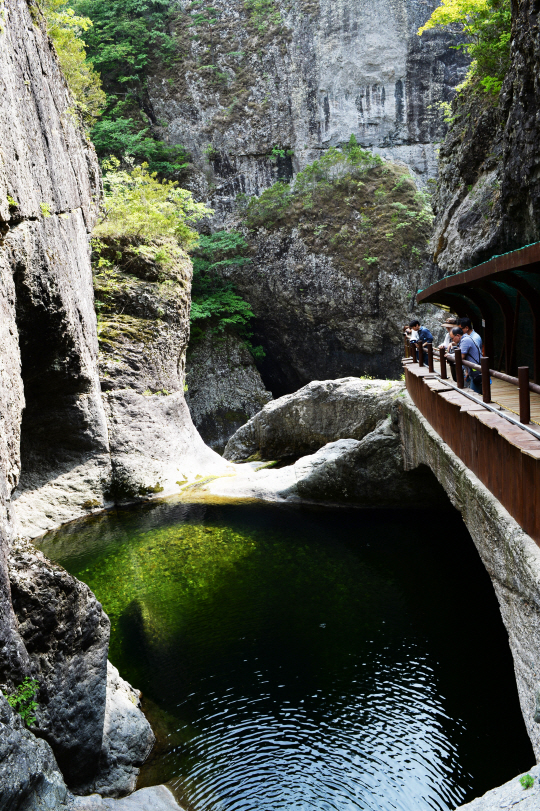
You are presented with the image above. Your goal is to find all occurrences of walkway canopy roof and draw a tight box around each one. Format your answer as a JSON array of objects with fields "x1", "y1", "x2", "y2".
[{"x1": 416, "y1": 242, "x2": 540, "y2": 382}]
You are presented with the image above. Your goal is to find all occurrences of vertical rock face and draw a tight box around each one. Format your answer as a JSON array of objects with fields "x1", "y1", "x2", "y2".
[
  {"x1": 0, "y1": 0, "x2": 103, "y2": 684},
  {"x1": 8, "y1": 540, "x2": 110, "y2": 790},
  {"x1": 0, "y1": 0, "x2": 176, "y2": 797},
  {"x1": 185, "y1": 330, "x2": 273, "y2": 453},
  {"x1": 0, "y1": 0, "x2": 109, "y2": 542},
  {"x1": 148, "y1": 0, "x2": 468, "y2": 220},
  {"x1": 0, "y1": 693, "x2": 70, "y2": 810},
  {"x1": 430, "y1": 0, "x2": 540, "y2": 275},
  {"x1": 94, "y1": 245, "x2": 234, "y2": 493}
]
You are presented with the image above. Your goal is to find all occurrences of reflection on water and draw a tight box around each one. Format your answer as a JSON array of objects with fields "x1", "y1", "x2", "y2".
[{"x1": 37, "y1": 501, "x2": 533, "y2": 811}]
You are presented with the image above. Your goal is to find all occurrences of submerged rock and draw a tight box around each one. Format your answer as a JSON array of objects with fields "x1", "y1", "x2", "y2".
[
  {"x1": 224, "y1": 377, "x2": 405, "y2": 461},
  {"x1": 185, "y1": 330, "x2": 272, "y2": 453}
]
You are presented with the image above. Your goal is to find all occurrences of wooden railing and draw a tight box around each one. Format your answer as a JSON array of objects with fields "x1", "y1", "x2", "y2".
[
  {"x1": 403, "y1": 349, "x2": 540, "y2": 544},
  {"x1": 404, "y1": 335, "x2": 539, "y2": 428}
]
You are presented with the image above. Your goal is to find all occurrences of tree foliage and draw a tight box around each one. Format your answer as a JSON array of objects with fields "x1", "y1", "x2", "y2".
[
  {"x1": 245, "y1": 136, "x2": 382, "y2": 228},
  {"x1": 70, "y1": 0, "x2": 187, "y2": 175},
  {"x1": 190, "y1": 232, "x2": 263, "y2": 358},
  {"x1": 43, "y1": 0, "x2": 105, "y2": 124},
  {"x1": 418, "y1": 0, "x2": 511, "y2": 96},
  {"x1": 93, "y1": 159, "x2": 211, "y2": 250}
]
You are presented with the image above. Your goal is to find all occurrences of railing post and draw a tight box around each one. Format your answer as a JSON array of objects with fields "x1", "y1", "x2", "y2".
[
  {"x1": 404, "y1": 335, "x2": 409, "y2": 358},
  {"x1": 455, "y1": 348, "x2": 464, "y2": 388},
  {"x1": 518, "y1": 366, "x2": 531, "y2": 424},
  {"x1": 481, "y1": 357, "x2": 491, "y2": 403},
  {"x1": 427, "y1": 343, "x2": 434, "y2": 373},
  {"x1": 417, "y1": 340, "x2": 424, "y2": 367},
  {"x1": 439, "y1": 347, "x2": 447, "y2": 379}
]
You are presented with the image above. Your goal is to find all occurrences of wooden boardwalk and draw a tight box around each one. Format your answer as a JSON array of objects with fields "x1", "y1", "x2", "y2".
[
  {"x1": 404, "y1": 361, "x2": 540, "y2": 543},
  {"x1": 430, "y1": 359, "x2": 540, "y2": 427}
]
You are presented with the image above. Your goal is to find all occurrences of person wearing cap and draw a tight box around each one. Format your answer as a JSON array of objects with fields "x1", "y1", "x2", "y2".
[{"x1": 438, "y1": 317, "x2": 458, "y2": 351}]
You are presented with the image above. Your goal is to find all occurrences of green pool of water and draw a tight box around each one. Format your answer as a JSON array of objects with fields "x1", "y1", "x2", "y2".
[{"x1": 38, "y1": 500, "x2": 533, "y2": 811}]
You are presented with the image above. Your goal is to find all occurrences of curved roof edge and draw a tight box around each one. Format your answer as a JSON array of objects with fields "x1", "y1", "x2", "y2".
[{"x1": 417, "y1": 241, "x2": 540, "y2": 304}]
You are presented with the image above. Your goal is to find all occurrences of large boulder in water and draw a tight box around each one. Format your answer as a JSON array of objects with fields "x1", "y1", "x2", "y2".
[
  {"x1": 223, "y1": 377, "x2": 404, "y2": 461},
  {"x1": 88, "y1": 663, "x2": 155, "y2": 798}
]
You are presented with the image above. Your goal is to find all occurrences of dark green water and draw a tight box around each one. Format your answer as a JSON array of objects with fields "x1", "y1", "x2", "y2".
[{"x1": 38, "y1": 500, "x2": 533, "y2": 811}]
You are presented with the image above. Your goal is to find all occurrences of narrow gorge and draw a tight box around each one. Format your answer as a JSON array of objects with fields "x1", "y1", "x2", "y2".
[{"x1": 1, "y1": 0, "x2": 540, "y2": 808}]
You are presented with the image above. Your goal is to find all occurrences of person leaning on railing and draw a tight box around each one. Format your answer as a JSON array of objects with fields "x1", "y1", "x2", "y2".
[
  {"x1": 408, "y1": 319, "x2": 434, "y2": 366},
  {"x1": 446, "y1": 327, "x2": 483, "y2": 394}
]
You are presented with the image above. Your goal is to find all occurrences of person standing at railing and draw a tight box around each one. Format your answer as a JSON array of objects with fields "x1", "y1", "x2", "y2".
[
  {"x1": 408, "y1": 319, "x2": 434, "y2": 366},
  {"x1": 459, "y1": 317, "x2": 483, "y2": 353},
  {"x1": 446, "y1": 327, "x2": 482, "y2": 393},
  {"x1": 438, "y1": 317, "x2": 458, "y2": 351}
]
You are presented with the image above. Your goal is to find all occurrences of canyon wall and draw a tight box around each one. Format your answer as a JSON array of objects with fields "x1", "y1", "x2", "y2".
[
  {"x1": 431, "y1": 0, "x2": 540, "y2": 275},
  {"x1": 146, "y1": 0, "x2": 467, "y2": 405},
  {"x1": 149, "y1": 0, "x2": 468, "y2": 219},
  {"x1": 0, "y1": 0, "x2": 221, "y2": 800}
]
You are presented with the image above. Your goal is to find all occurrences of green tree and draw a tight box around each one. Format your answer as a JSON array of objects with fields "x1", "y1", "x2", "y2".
[
  {"x1": 43, "y1": 0, "x2": 105, "y2": 124},
  {"x1": 70, "y1": 0, "x2": 188, "y2": 175},
  {"x1": 94, "y1": 158, "x2": 211, "y2": 251},
  {"x1": 418, "y1": 0, "x2": 511, "y2": 96},
  {"x1": 190, "y1": 232, "x2": 264, "y2": 358}
]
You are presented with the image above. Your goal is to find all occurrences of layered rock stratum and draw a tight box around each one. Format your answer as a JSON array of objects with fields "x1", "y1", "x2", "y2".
[{"x1": 148, "y1": 0, "x2": 468, "y2": 218}]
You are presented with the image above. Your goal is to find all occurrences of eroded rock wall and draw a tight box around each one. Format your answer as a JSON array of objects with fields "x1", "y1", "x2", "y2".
[
  {"x1": 94, "y1": 244, "x2": 234, "y2": 493},
  {"x1": 149, "y1": 0, "x2": 468, "y2": 220},
  {"x1": 0, "y1": 0, "x2": 109, "y2": 541},
  {"x1": 431, "y1": 0, "x2": 540, "y2": 275},
  {"x1": 185, "y1": 329, "x2": 272, "y2": 453}
]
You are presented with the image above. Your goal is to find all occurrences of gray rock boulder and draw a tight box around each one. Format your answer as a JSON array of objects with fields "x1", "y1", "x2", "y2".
[
  {"x1": 209, "y1": 413, "x2": 446, "y2": 507},
  {"x1": 292, "y1": 417, "x2": 430, "y2": 504},
  {"x1": 185, "y1": 330, "x2": 272, "y2": 453},
  {"x1": 7, "y1": 540, "x2": 109, "y2": 792},
  {"x1": 88, "y1": 663, "x2": 155, "y2": 798},
  {"x1": 72, "y1": 785, "x2": 183, "y2": 811},
  {"x1": 224, "y1": 377, "x2": 404, "y2": 461},
  {"x1": 0, "y1": 692, "x2": 70, "y2": 811},
  {"x1": 453, "y1": 766, "x2": 540, "y2": 810}
]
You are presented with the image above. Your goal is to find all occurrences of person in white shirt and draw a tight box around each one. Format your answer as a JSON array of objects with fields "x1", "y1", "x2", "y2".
[{"x1": 438, "y1": 317, "x2": 459, "y2": 350}]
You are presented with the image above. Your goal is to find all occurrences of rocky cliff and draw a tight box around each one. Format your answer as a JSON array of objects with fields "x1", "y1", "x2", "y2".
[
  {"x1": 0, "y1": 0, "x2": 221, "y2": 801},
  {"x1": 220, "y1": 159, "x2": 443, "y2": 393},
  {"x1": 430, "y1": 0, "x2": 540, "y2": 275},
  {"x1": 185, "y1": 329, "x2": 272, "y2": 452},
  {"x1": 148, "y1": 0, "x2": 468, "y2": 219},
  {"x1": 145, "y1": 0, "x2": 465, "y2": 401}
]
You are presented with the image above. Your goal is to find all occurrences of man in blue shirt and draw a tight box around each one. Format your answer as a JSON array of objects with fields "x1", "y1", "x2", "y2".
[
  {"x1": 446, "y1": 327, "x2": 482, "y2": 393},
  {"x1": 460, "y1": 317, "x2": 483, "y2": 353},
  {"x1": 409, "y1": 319, "x2": 434, "y2": 366}
]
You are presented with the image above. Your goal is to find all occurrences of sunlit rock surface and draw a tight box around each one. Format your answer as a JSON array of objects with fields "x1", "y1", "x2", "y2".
[
  {"x1": 454, "y1": 766, "x2": 540, "y2": 810},
  {"x1": 224, "y1": 377, "x2": 405, "y2": 461}
]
